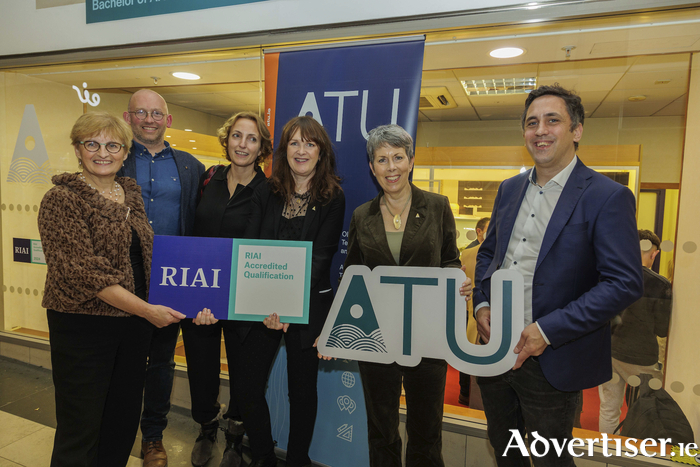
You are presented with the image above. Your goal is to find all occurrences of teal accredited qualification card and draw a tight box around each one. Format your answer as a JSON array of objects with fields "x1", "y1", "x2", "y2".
[{"x1": 229, "y1": 239, "x2": 312, "y2": 323}]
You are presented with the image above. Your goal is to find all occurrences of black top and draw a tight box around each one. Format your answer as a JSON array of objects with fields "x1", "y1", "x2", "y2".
[
  {"x1": 130, "y1": 227, "x2": 147, "y2": 301},
  {"x1": 611, "y1": 266, "x2": 672, "y2": 366},
  {"x1": 244, "y1": 182, "x2": 346, "y2": 347},
  {"x1": 193, "y1": 165, "x2": 267, "y2": 238},
  {"x1": 279, "y1": 215, "x2": 304, "y2": 241}
]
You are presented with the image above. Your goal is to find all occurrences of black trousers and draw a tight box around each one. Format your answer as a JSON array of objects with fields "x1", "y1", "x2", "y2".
[
  {"x1": 233, "y1": 322, "x2": 319, "y2": 467},
  {"x1": 477, "y1": 358, "x2": 580, "y2": 467},
  {"x1": 358, "y1": 358, "x2": 447, "y2": 467},
  {"x1": 47, "y1": 310, "x2": 151, "y2": 467},
  {"x1": 180, "y1": 319, "x2": 243, "y2": 424}
]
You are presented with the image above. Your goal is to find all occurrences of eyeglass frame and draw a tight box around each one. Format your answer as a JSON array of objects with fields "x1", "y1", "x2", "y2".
[
  {"x1": 127, "y1": 109, "x2": 167, "y2": 121},
  {"x1": 79, "y1": 141, "x2": 126, "y2": 154}
]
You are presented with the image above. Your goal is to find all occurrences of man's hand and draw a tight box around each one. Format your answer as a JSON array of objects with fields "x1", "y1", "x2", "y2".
[
  {"x1": 512, "y1": 323, "x2": 548, "y2": 369},
  {"x1": 476, "y1": 307, "x2": 491, "y2": 344}
]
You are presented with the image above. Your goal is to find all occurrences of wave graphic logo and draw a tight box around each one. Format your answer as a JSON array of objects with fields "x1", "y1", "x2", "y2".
[
  {"x1": 7, "y1": 105, "x2": 52, "y2": 184},
  {"x1": 326, "y1": 275, "x2": 387, "y2": 353}
]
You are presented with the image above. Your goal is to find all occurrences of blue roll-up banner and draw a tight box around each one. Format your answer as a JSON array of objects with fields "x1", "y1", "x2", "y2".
[{"x1": 264, "y1": 38, "x2": 425, "y2": 466}]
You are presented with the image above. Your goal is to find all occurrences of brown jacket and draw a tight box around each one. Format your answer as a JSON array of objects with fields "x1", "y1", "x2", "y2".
[
  {"x1": 344, "y1": 183, "x2": 460, "y2": 270},
  {"x1": 38, "y1": 173, "x2": 153, "y2": 317}
]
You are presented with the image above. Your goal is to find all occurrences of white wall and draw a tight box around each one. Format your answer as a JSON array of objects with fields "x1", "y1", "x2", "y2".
[
  {"x1": 665, "y1": 52, "x2": 700, "y2": 445},
  {"x1": 0, "y1": 0, "x2": 696, "y2": 58}
]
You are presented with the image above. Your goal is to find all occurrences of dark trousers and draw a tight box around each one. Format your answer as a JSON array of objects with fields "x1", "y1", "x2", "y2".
[
  {"x1": 140, "y1": 321, "x2": 180, "y2": 442},
  {"x1": 358, "y1": 358, "x2": 447, "y2": 467},
  {"x1": 47, "y1": 310, "x2": 151, "y2": 467},
  {"x1": 477, "y1": 358, "x2": 580, "y2": 467},
  {"x1": 233, "y1": 323, "x2": 319, "y2": 467},
  {"x1": 181, "y1": 319, "x2": 242, "y2": 424},
  {"x1": 459, "y1": 371, "x2": 471, "y2": 399}
]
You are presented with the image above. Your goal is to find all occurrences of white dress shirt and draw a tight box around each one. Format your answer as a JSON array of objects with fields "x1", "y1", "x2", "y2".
[{"x1": 477, "y1": 155, "x2": 578, "y2": 344}]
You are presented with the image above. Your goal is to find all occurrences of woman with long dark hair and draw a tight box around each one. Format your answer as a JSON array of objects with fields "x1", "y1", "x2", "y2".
[{"x1": 198, "y1": 116, "x2": 344, "y2": 467}]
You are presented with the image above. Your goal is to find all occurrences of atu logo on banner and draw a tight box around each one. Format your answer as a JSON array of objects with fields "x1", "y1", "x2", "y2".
[{"x1": 317, "y1": 266, "x2": 525, "y2": 377}]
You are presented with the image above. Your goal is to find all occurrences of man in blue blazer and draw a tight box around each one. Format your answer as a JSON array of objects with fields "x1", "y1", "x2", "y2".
[
  {"x1": 120, "y1": 89, "x2": 205, "y2": 467},
  {"x1": 473, "y1": 84, "x2": 643, "y2": 466}
]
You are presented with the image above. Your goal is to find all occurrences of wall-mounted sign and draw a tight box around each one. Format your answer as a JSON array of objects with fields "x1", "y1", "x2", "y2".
[
  {"x1": 8, "y1": 105, "x2": 52, "y2": 185},
  {"x1": 86, "y1": 0, "x2": 267, "y2": 24},
  {"x1": 13, "y1": 238, "x2": 46, "y2": 265},
  {"x1": 148, "y1": 235, "x2": 311, "y2": 321},
  {"x1": 72, "y1": 82, "x2": 100, "y2": 107}
]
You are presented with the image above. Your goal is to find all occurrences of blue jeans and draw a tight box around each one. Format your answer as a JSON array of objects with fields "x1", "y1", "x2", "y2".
[
  {"x1": 140, "y1": 322, "x2": 180, "y2": 442},
  {"x1": 477, "y1": 358, "x2": 580, "y2": 467}
]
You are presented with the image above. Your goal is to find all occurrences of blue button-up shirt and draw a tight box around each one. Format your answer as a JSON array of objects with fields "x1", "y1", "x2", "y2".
[{"x1": 132, "y1": 140, "x2": 181, "y2": 236}]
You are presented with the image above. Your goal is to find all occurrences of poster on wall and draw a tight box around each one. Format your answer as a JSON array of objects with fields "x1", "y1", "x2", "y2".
[
  {"x1": 86, "y1": 0, "x2": 267, "y2": 24},
  {"x1": 263, "y1": 37, "x2": 425, "y2": 467}
]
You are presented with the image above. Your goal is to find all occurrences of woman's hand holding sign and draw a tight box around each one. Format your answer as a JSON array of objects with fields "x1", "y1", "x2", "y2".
[
  {"x1": 193, "y1": 308, "x2": 218, "y2": 325},
  {"x1": 263, "y1": 313, "x2": 290, "y2": 333}
]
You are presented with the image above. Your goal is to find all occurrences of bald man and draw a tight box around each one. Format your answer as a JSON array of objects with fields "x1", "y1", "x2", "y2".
[{"x1": 120, "y1": 89, "x2": 205, "y2": 467}]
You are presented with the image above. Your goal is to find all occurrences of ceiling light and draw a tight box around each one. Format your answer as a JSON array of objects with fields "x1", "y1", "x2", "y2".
[
  {"x1": 189, "y1": 140, "x2": 196, "y2": 142},
  {"x1": 171, "y1": 72, "x2": 200, "y2": 80},
  {"x1": 490, "y1": 47, "x2": 524, "y2": 59},
  {"x1": 184, "y1": 129, "x2": 193, "y2": 132},
  {"x1": 172, "y1": 144, "x2": 177, "y2": 146},
  {"x1": 628, "y1": 95, "x2": 647, "y2": 102},
  {"x1": 166, "y1": 135, "x2": 171, "y2": 138},
  {"x1": 192, "y1": 147, "x2": 197, "y2": 150},
  {"x1": 461, "y1": 77, "x2": 537, "y2": 96}
]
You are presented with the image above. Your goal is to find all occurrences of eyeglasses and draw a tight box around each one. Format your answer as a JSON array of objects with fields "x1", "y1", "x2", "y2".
[
  {"x1": 79, "y1": 141, "x2": 125, "y2": 154},
  {"x1": 128, "y1": 109, "x2": 166, "y2": 121}
]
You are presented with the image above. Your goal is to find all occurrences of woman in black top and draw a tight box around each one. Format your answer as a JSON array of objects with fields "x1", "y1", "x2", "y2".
[
  {"x1": 239, "y1": 116, "x2": 345, "y2": 467},
  {"x1": 181, "y1": 112, "x2": 272, "y2": 467}
]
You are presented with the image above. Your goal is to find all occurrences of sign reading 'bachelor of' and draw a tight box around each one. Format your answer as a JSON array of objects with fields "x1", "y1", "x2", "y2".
[{"x1": 148, "y1": 235, "x2": 312, "y2": 322}]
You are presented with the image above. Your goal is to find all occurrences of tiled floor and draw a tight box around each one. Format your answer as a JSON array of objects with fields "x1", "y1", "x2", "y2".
[{"x1": 0, "y1": 356, "x2": 283, "y2": 467}]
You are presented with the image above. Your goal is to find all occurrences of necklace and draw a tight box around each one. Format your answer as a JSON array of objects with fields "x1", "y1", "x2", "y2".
[
  {"x1": 294, "y1": 191, "x2": 310, "y2": 204},
  {"x1": 79, "y1": 172, "x2": 122, "y2": 202},
  {"x1": 383, "y1": 193, "x2": 412, "y2": 230}
]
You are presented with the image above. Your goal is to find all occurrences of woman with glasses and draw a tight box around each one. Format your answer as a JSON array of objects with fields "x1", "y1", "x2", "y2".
[{"x1": 38, "y1": 111, "x2": 186, "y2": 467}]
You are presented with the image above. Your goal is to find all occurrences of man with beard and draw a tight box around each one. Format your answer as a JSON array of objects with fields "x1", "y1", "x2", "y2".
[{"x1": 121, "y1": 89, "x2": 205, "y2": 467}]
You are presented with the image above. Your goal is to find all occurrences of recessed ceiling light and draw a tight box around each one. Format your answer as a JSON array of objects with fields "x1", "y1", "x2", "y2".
[
  {"x1": 628, "y1": 95, "x2": 647, "y2": 102},
  {"x1": 189, "y1": 140, "x2": 196, "y2": 142},
  {"x1": 490, "y1": 47, "x2": 524, "y2": 59},
  {"x1": 184, "y1": 129, "x2": 193, "y2": 132},
  {"x1": 192, "y1": 147, "x2": 197, "y2": 150},
  {"x1": 172, "y1": 144, "x2": 177, "y2": 146},
  {"x1": 171, "y1": 72, "x2": 200, "y2": 80},
  {"x1": 166, "y1": 135, "x2": 171, "y2": 138}
]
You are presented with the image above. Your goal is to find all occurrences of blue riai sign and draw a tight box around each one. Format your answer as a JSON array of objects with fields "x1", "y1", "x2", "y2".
[{"x1": 86, "y1": 0, "x2": 267, "y2": 24}]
